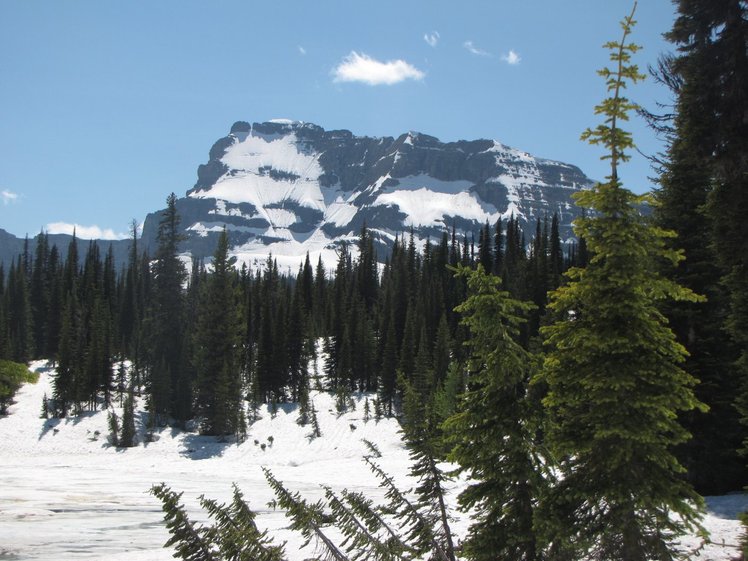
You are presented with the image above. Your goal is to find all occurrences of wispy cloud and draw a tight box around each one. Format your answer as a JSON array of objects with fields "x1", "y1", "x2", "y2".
[
  {"x1": 463, "y1": 40, "x2": 491, "y2": 57},
  {"x1": 332, "y1": 52, "x2": 425, "y2": 86},
  {"x1": 502, "y1": 49, "x2": 522, "y2": 65},
  {"x1": 46, "y1": 222, "x2": 127, "y2": 240},
  {"x1": 298, "y1": 45, "x2": 307, "y2": 56},
  {"x1": 1, "y1": 190, "x2": 19, "y2": 205},
  {"x1": 424, "y1": 31, "x2": 440, "y2": 48}
]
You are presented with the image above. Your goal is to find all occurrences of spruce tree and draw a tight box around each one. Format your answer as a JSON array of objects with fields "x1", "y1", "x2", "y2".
[
  {"x1": 650, "y1": 0, "x2": 748, "y2": 491},
  {"x1": 54, "y1": 291, "x2": 79, "y2": 416},
  {"x1": 399, "y1": 374, "x2": 456, "y2": 561},
  {"x1": 445, "y1": 265, "x2": 540, "y2": 561},
  {"x1": 120, "y1": 387, "x2": 137, "y2": 447},
  {"x1": 540, "y1": 6, "x2": 705, "y2": 559},
  {"x1": 44, "y1": 245, "x2": 63, "y2": 361},
  {"x1": 148, "y1": 193, "x2": 187, "y2": 423},
  {"x1": 548, "y1": 212, "x2": 563, "y2": 290},
  {"x1": 119, "y1": 220, "x2": 141, "y2": 359},
  {"x1": 193, "y1": 229, "x2": 243, "y2": 437},
  {"x1": 30, "y1": 230, "x2": 50, "y2": 357},
  {"x1": 108, "y1": 410, "x2": 120, "y2": 447}
]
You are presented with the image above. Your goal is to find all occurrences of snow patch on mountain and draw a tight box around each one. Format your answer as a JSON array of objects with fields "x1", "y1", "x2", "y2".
[
  {"x1": 209, "y1": 199, "x2": 256, "y2": 219},
  {"x1": 221, "y1": 132, "x2": 322, "y2": 180},
  {"x1": 190, "y1": 132, "x2": 326, "y2": 217},
  {"x1": 324, "y1": 199, "x2": 359, "y2": 228},
  {"x1": 231, "y1": 228, "x2": 356, "y2": 274},
  {"x1": 374, "y1": 188, "x2": 498, "y2": 228}
]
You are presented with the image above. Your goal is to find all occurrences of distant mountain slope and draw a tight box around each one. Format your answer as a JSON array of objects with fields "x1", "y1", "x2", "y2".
[{"x1": 0, "y1": 228, "x2": 132, "y2": 271}]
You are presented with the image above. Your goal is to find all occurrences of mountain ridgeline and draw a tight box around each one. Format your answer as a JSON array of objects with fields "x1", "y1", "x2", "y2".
[
  {"x1": 139, "y1": 120, "x2": 594, "y2": 265},
  {"x1": 2, "y1": 121, "x2": 594, "y2": 270}
]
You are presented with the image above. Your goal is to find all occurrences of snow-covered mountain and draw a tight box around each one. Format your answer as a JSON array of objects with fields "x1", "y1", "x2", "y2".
[
  {"x1": 140, "y1": 120, "x2": 595, "y2": 269},
  {"x1": 0, "y1": 120, "x2": 596, "y2": 271}
]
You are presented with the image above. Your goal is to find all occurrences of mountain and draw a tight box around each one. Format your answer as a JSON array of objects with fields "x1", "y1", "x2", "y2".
[
  {"x1": 0, "y1": 228, "x2": 133, "y2": 271},
  {"x1": 140, "y1": 120, "x2": 595, "y2": 269},
  {"x1": 1, "y1": 120, "x2": 595, "y2": 270}
]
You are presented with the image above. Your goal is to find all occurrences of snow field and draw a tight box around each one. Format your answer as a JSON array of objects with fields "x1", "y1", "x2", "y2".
[
  {"x1": 0, "y1": 362, "x2": 425, "y2": 560},
  {"x1": 0, "y1": 360, "x2": 745, "y2": 560}
]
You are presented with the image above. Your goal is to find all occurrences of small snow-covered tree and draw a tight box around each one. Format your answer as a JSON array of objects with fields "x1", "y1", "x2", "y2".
[{"x1": 119, "y1": 388, "x2": 137, "y2": 447}]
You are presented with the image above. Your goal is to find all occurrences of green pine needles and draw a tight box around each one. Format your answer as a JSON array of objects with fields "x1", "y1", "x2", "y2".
[
  {"x1": 444, "y1": 265, "x2": 542, "y2": 561},
  {"x1": 150, "y1": 482, "x2": 284, "y2": 561},
  {"x1": 539, "y1": 3, "x2": 707, "y2": 560}
]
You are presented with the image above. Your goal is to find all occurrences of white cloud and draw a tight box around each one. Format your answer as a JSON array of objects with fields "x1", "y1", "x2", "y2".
[
  {"x1": 46, "y1": 222, "x2": 127, "y2": 240},
  {"x1": 1, "y1": 190, "x2": 19, "y2": 205},
  {"x1": 463, "y1": 40, "x2": 491, "y2": 57},
  {"x1": 298, "y1": 46, "x2": 307, "y2": 56},
  {"x1": 332, "y1": 52, "x2": 425, "y2": 86},
  {"x1": 424, "y1": 31, "x2": 440, "y2": 47},
  {"x1": 502, "y1": 49, "x2": 521, "y2": 65}
]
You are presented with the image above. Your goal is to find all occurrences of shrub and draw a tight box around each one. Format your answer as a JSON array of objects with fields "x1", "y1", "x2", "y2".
[{"x1": 0, "y1": 361, "x2": 38, "y2": 415}]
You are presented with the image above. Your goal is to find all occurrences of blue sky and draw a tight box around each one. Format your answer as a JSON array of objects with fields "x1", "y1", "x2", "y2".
[{"x1": 0, "y1": 0, "x2": 677, "y2": 239}]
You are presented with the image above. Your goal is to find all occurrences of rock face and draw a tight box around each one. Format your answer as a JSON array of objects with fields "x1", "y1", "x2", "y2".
[{"x1": 140, "y1": 120, "x2": 596, "y2": 267}]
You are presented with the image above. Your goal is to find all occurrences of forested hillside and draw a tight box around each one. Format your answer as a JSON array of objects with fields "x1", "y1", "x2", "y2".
[{"x1": 0, "y1": 196, "x2": 577, "y2": 432}]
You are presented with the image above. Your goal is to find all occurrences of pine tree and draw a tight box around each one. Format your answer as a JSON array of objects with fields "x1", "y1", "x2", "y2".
[
  {"x1": 356, "y1": 222, "x2": 378, "y2": 313},
  {"x1": 150, "y1": 483, "x2": 221, "y2": 561},
  {"x1": 44, "y1": 245, "x2": 63, "y2": 361},
  {"x1": 264, "y1": 469, "x2": 349, "y2": 561},
  {"x1": 477, "y1": 221, "x2": 493, "y2": 273},
  {"x1": 30, "y1": 230, "x2": 50, "y2": 357},
  {"x1": 193, "y1": 229, "x2": 243, "y2": 437},
  {"x1": 540, "y1": 6, "x2": 705, "y2": 559},
  {"x1": 120, "y1": 387, "x2": 137, "y2": 447},
  {"x1": 398, "y1": 305, "x2": 416, "y2": 381},
  {"x1": 548, "y1": 212, "x2": 563, "y2": 290},
  {"x1": 502, "y1": 214, "x2": 526, "y2": 299},
  {"x1": 108, "y1": 410, "x2": 120, "y2": 447},
  {"x1": 399, "y1": 375, "x2": 456, "y2": 561},
  {"x1": 432, "y1": 313, "x2": 451, "y2": 384},
  {"x1": 492, "y1": 218, "x2": 504, "y2": 275},
  {"x1": 54, "y1": 291, "x2": 79, "y2": 417},
  {"x1": 444, "y1": 265, "x2": 540, "y2": 561},
  {"x1": 199, "y1": 485, "x2": 285, "y2": 561},
  {"x1": 650, "y1": 0, "x2": 748, "y2": 492},
  {"x1": 148, "y1": 193, "x2": 187, "y2": 423},
  {"x1": 287, "y1": 279, "x2": 308, "y2": 401},
  {"x1": 119, "y1": 220, "x2": 141, "y2": 359},
  {"x1": 377, "y1": 308, "x2": 398, "y2": 416}
]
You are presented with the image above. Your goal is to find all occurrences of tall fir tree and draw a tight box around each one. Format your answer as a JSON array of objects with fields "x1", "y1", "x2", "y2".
[
  {"x1": 445, "y1": 265, "x2": 541, "y2": 561},
  {"x1": 148, "y1": 193, "x2": 188, "y2": 423},
  {"x1": 651, "y1": 0, "x2": 748, "y2": 490},
  {"x1": 540, "y1": 5, "x2": 705, "y2": 559},
  {"x1": 193, "y1": 229, "x2": 244, "y2": 437},
  {"x1": 30, "y1": 230, "x2": 50, "y2": 357}
]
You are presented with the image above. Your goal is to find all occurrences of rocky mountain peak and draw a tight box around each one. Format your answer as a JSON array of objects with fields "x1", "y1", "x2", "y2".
[{"x1": 139, "y1": 120, "x2": 595, "y2": 269}]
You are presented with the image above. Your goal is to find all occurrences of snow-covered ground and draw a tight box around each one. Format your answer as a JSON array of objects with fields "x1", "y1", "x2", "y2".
[{"x1": 0, "y1": 362, "x2": 745, "y2": 560}]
